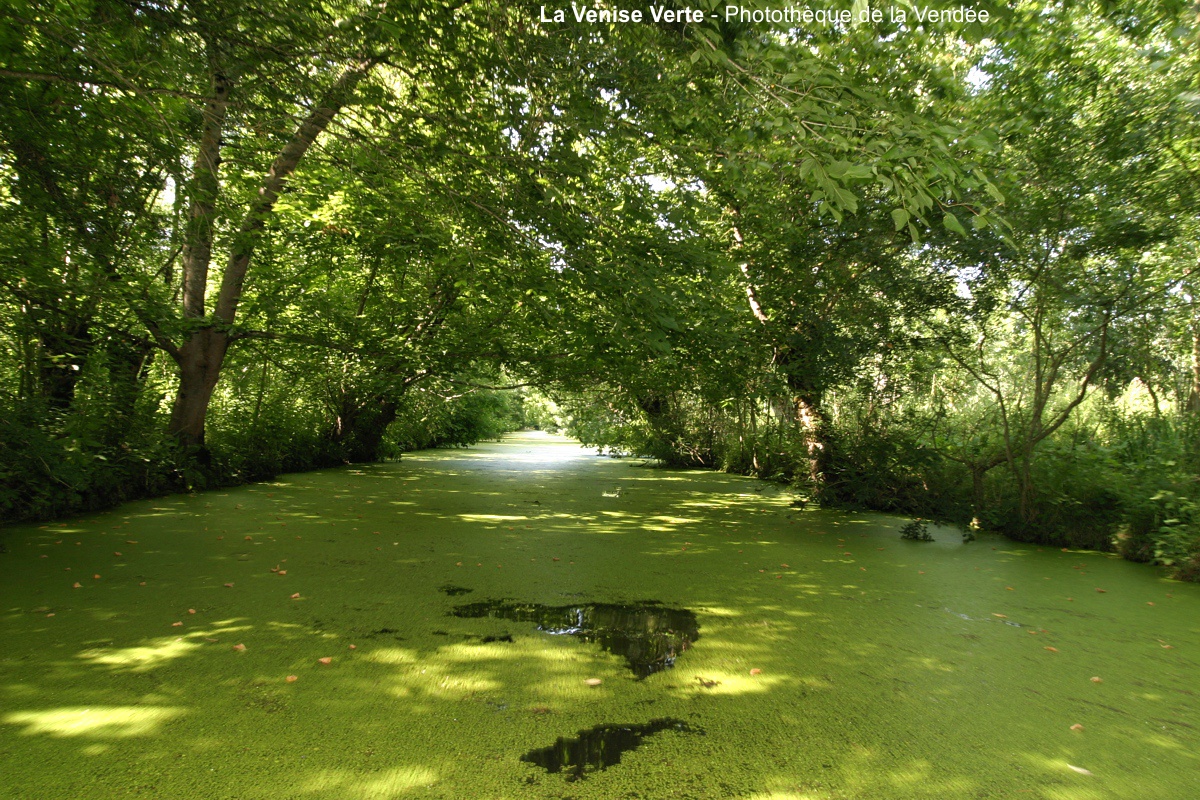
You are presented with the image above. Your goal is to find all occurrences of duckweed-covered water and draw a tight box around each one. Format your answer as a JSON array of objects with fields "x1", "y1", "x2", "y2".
[{"x1": 1, "y1": 432, "x2": 1197, "y2": 799}]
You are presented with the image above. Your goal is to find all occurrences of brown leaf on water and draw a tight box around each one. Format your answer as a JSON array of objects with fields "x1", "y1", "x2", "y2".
[
  {"x1": 749, "y1": 668, "x2": 762, "y2": 675},
  {"x1": 290, "y1": 592, "x2": 300, "y2": 599},
  {"x1": 1070, "y1": 723, "x2": 1084, "y2": 732},
  {"x1": 171, "y1": 622, "x2": 183, "y2": 627},
  {"x1": 992, "y1": 613, "x2": 1008, "y2": 618},
  {"x1": 1095, "y1": 588, "x2": 1107, "y2": 593},
  {"x1": 1090, "y1": 677, "x2": 1102, "y2": 683},
  {"x1": 72, "y1": 582, "x2": 81, "y2": 588},
  {"x1": 348, "y1": 644, "x2": 357, "y2": 650},
  {"x1": 584, "y1": 678, "x2": 602, "y2": 686},
  {"x1": 277, "y1": 570, "x2": 287, "y2": 576},
  {"x1": 1044, "y1": 646, "x2": 1059, "y2": 653},
  {"x1": 224, "y1": 582, "x2": 234, "y2": 588},
  {"x1": 93, "y1": 574, "x2": 101, "y2": 580},
  {"x1": 233, "y1": 643, "x2": 246, "y2": 652},
  {"x1": 188, "y1": 609, "x2": 196, "y2": 614},
  {"x1": 318, "y1": 657, "x2": 332, "y2": 665},
  {"x1": 285, "y1": 675, "x2": 297, "y2": 682},
  {"x1": 114, "y1": 552, "x2": 122, "y2": 557}
]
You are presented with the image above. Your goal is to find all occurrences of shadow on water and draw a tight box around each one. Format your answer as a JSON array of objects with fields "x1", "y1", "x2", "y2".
[
  {"x1": 521, "y1": 718, "x2": 701, "y2": 781},
  {"x1": 451, "y1": 600, "x2": 699, "y2": 678}
]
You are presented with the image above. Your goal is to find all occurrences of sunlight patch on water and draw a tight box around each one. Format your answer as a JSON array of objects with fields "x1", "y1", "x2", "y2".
[{"x1": 4, "y1": 706, "x2": 185, "y2": 738}]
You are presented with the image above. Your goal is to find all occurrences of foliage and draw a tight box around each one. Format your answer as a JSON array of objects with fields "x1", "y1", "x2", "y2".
[{"x1": 899, "y1": 519, "x2": 933, "y2": 542}]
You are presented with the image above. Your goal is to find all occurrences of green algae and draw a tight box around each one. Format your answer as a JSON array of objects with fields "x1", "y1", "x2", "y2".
[{"x1": 0, "y1": 432, "x2": 1197, "y2": 799}]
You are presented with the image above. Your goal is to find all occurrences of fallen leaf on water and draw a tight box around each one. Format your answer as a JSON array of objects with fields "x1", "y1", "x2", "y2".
[
  {"x1": 1005, "y1": 586, "x2": 1014, "y2": 591},
  {"x1": 277, "y1": 570, "x2": 287, "y2": 576},
  {"x1": 233, "y1": 643, "x2": 246, "y2": 652},
  {"x1": 1090, "y1": 677, "x2": 1102, "y2": 683},
  {"x1": 1095, "y1": 588, "x2": 1107, "y2": 593},
  {"x1": 992, "y1": 613, "x2": 1008, "y2": 618},
  {"x1": 749, "y1": 668, "x2": 762, "y2": 675},
  {"x1": 348, "y1": 644, "x2": 357, "y2": 650},
  {"x1": 188, "y1": 609, "x2": 196, "y2": 614},
  {"x1": 318, "y1": 657, "x2": 332, "y2": 665},
  {"x1": 455, "y1": 562, "x2": 462, "y2": 566},
  {"x1": 139, "y1": 581, "x2": 146, "y2": 586},
  {"x1": 584, "y1": 678, "x2": 602, "y2": 687},
  {"x1": 244, "y1": 536, "x2": 252, "y2": 541},
  {"x1": 171, "y1": 622, "x2": 183, "y2": 627},
  {"x1": 780, "y1": 564, "x2": 789, "y2": 568},
  {"x1": 224, "y1": 583, "x2": 234, "y2": 588},
  {"x1": 290, "y1": 593, "x2": 301, "y2": 599},
  {"x1": 552, "y1": 557, "x2": 560, "y2": 562},
  {"x1": 1044, "y1": 646, "x2": 1059, "y2": 652},
  {"x1": 72, "y1": 582, "x2": 81, "y2": 588},
  {"x1": 114, "y1": 552, "x2": 122, "y2": 557},
  {"x1": 125, "y1": 540, "x2": 137, "y2": 544},
  {"x1": 1067, "y1": 765, "x2": 1093, "y2": 776},
  {"x1": 1070, "y1": 724, "x2": 1084, "y2": 731},
  {"x1": 1161, "y1": 644, "x2": 1174, "y2": 649},
  {"x1": 1147, "y1": 601, "x2": 1155, "y2": 606},
  {"x1": 93, "y1": 574, "x2": 101, "y2": 580},
  {"x1": 285, "y1": 675, "x2": 297, "y2": 683}
]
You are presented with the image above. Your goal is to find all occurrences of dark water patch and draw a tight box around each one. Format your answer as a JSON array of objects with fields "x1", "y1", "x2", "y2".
[
  {"x1": 364, "y1": 627, "x2": 406, "y2": 640},
  {"x1": 521, "y1": 718, "x2": 701, "y2": 781},
  {"x1": 439, "y1": 584, "x2": 474, "y2": 596},
  {"x1": 451, "y1": 600, "x2": 699, "y2": 678}
]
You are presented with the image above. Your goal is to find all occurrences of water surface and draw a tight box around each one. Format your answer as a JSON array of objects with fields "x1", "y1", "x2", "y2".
[{"x1": 1, "y1": 432, "x2": 1196, "y2": 799}]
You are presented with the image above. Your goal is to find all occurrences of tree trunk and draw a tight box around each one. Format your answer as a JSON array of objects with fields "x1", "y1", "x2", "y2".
[
  {"x1": 970, "y1": 465, "x2": 986, "y2": 530},
  {"x1": 168, "y1": 328, "x2": 229, "y2": 449},
  {"x1": 37, "y1": 319, "x2": 91, "y2": 410},
  {"x1": 795, "y1": 393, "x2": 829, "y2": 491},
  {"x1": 165, "y1": 59, "x2": 376, "y2": 447},
  {"x1": 330, "y1": 395, "x2": 398, "y2": 462},
  {"x1": 1188, "y1": 321, "x2": 1200, "y2": 413}
]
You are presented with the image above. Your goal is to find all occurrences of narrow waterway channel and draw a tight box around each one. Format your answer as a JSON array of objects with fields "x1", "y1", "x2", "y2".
[{"x1": 1, "y1": 432, "x2": 1196, "y2": 799}]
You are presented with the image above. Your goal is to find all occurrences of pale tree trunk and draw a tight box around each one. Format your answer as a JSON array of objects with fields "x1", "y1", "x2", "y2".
[
  {"x1": 1188, "y1": 320, "x2": 1200, "y2": 414},
  {"x1": 795, "y1": 393, "x2": 828, "y2": 491}
]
